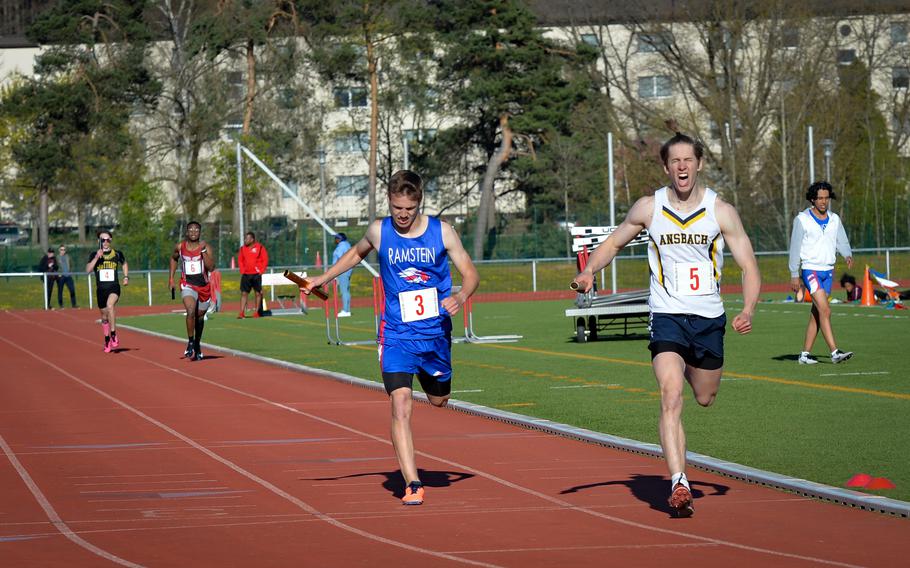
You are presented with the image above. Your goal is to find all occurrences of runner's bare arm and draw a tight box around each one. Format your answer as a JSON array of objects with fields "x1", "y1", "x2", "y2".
[
  {"x1": 200, "y1": 241, "x2": 215, "y2": 272},
  {"x1": 717, "y1": 199, "x2": 761, "y2": 334},
  {"x1": 572, "y1": 196, "x2": 653, "y2": 293},
  {"x1": 441, "y1": 222, "x2": 478, "y2": 315},
  {"x1": 168, "y1": 244, "x2": 180, "y2": 288}
]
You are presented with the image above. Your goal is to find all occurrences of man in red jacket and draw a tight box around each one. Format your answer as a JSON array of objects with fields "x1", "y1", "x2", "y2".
[{"x1": 237, "y1": 231, "x2": 269, "y2": 318}]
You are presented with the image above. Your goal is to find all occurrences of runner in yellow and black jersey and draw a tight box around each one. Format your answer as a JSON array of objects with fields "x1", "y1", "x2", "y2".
[{"x1": 85, "y1": 230, "x2": 129, "y2": 353}]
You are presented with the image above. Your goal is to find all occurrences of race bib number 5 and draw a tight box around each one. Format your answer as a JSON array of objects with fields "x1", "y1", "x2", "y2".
[
  {"x1": 399, "y1": 287, "x2": 439, "y2": 323},
  {"x1": 674, "y1": 261, "x2": 716, "y2": 296}
]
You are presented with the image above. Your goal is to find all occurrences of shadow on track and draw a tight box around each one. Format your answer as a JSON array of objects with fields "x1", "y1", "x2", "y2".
[
  {"x1": 560, "y1": 473, "x2": 729, "y2": 517},
  {"x1": 307, "y1": 469, "x2": 475, "y2": 498}
]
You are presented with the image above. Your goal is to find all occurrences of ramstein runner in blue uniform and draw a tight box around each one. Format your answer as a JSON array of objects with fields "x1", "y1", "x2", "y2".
[{"x1": 305, "y1": 170, "x2": 479, "y2": 506}]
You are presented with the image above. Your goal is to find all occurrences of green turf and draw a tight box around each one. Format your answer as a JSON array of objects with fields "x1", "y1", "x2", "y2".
[{"x1": 121, "y1": 295, "x2": 910, "y2": 504}]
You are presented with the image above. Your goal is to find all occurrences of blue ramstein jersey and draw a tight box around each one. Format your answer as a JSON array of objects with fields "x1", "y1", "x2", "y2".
[{"x1": 378, "y1": 216, "x2": 452, "y2": 340}]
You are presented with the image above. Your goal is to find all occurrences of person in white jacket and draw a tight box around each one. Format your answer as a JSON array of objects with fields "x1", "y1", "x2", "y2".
[{"x1": 788, "y1": 181, "x2": 854, "y2": 364}]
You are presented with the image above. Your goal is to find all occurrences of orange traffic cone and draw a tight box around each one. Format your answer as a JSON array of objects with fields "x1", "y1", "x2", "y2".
[
  {"x1": 230, "y1": 256, "x2": 236, "y2": 269},
  {"x1": 315, "y1": 251, "x2": 322, "y2": 268},
  {"x1": 861, "y1": 266, "x2": 875, "y2": 306}
]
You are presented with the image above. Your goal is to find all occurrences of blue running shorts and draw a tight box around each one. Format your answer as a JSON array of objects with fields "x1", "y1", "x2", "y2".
[
  {"x1": 379, "y1": 335, "x2": 452, "y2": 396},
  {"x1": 801, "y1": 269, "x2": 833, "y2": 295}
]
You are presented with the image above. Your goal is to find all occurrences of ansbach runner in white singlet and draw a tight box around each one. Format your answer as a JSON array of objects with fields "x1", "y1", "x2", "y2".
[{"x1": 647, "y1": 187, "x2": 725, "y2": 318}]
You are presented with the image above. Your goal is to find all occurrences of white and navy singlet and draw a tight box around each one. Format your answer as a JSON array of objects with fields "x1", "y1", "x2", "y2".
[{"x1": 647, "y1": 187, "x2": 725, "y2": 318}]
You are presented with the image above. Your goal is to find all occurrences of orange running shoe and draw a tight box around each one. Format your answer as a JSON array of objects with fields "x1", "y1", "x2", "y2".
[
  {"x1": 237, "y1": 312, "x2": 245, "y2": 319},
  {"x1": 668, "y1": 483, "x2": 694, "y2": 518},
  {"x1": 401, "y1": 482, "x2": 425, "y2": 506}
]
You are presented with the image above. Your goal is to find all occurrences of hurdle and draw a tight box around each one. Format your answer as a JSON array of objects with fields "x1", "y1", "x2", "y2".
[
  {"x1": 455, "y1": 294, "x2": 522, "y2": 344},
  {"x1": 324, "y1": 276, "x2": 383, "y2": 346},
  {"x1": 261, "y1": 271, "x2": 309, "y2": 316}
]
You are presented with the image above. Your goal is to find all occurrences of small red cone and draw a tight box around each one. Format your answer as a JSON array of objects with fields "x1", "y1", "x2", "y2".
[
  {"x1": 315, "y1": 251, "x2": 322, "y2": 268},
  {"x1": 865, "y1": 477, "x2": 896, "y2": 490},
  {"x1": 230, "y1": 256, "x2": 236, "y2": 269},
  {"x1": 846, "y1": 473, "x2": 873, "y2": 488},
  {"x1": 861, "y1": 266, "x2": 875, "y2": 306}
]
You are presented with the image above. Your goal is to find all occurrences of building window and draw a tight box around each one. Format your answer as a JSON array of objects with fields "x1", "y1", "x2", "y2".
[
  {"x1": 334, "y1": 131, "x2": 369, "y2": 153},
  {"x1": 892, "y1": 22, "x2": 908, "y2": 44},
  {"x1": 336, "y1": 175, "x2": 368, "y2": 197},
  {"x1": 638, "y1": 75, "x2": 673, "y2": 98},
  {"x1": 779, "y1": 26, "x2": 799, "y2": 49},
  {"x1": 837, "y1": 49, "x2": 856, "y2": 65},
  {"x1": 708, "y1": 119, "x2": 743, "y2": 141},
  {"x1": 403, "y1": 129, "x2": 437, "y2": 144},
  {"x1": 893, "y1": 67, "x2": 910, "y2": 89},
  {"x1": 637, "y1": 32, "x2": 672, "y2": 53},
  {"x1": 227, "y1": 71, "x2": 244, "y2": 101},
  {"x1": 580, "y1": 33, "x2": 599, "y2": 47},
  {"x1": 893, "y1": 114, "x2": 910, "y2": 135},
  {"x1": 839, "y1": 24, "x2": 852, "y2": 38},
  {"x1": 333, "y1": 86, "x2": 368, "y2": 108}
]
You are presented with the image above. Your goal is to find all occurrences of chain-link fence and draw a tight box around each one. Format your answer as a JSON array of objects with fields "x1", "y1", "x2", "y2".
[{"x1": 3, "y1": 248, "x2": 907, "y2": 311}]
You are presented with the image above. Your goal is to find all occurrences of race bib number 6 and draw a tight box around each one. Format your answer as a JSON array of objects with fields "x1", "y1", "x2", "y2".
[
  {"x1": 184, "y1": 259, "x2": 203, "y2": 276},
  {"x1": 674, "y1": 261, "x2": 716, "y2": 296},
  {"x1": 399, "y1": 287, "x2": 439, "y2": 323}
]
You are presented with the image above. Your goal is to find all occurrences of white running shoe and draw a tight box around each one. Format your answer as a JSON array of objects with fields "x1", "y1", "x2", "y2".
[
  {"x1": 831, "y1": 349, "x2": 854, "y2": 364},
  {"x1": 798, "y1": 352, "x2": 819, "y2": 365},
  {"x1": 337, "y1": 311, "x2": 351, "y2": 318}
]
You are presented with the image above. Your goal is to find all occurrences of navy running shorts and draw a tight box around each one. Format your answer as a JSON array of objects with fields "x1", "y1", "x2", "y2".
[{"x1": 648, "y1": 312, "x2": 726, "y2": 370}]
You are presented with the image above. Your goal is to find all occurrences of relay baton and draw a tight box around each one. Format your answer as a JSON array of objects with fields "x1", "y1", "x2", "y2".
[
  {"x1": 283, "y1": 270, "x2": 329, "y2": 300},
  {"x1": 570, "y1": 281, "x2": 580, "y2": 291},
  {"x1": 171, "y1": 287, "x2": 176, "y2": 300}
]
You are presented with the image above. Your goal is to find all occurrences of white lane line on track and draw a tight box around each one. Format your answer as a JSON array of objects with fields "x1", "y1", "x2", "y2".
[
  {"x1": 6, "y1": 315, "x2": 869, "y2": 568},
  {"x1": 0, "y1": 432, "x2": 146, "y2": 568},
  {"x1": 0, "y1": 329, "x2": 502, "y2": 568}
]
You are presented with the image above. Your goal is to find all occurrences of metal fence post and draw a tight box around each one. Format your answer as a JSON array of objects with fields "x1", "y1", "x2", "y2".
[
  {"x1": 147, "y1": 271, "x2": 153, "y2": 306},
  {"x1": 43, "y1": 273, "x2": 48, "y2": 310},
  {"x1": 532, "y1": 260, "x2": 537, "y2": 292}
]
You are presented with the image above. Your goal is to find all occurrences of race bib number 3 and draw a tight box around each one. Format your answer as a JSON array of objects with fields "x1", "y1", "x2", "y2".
[
  {"x1": 674, "y1": 261, "x2": 716, "y2": 296},
  {"x1": 99, "y1": 268, "x2": 116, "y2": 282},
  {"x1": 184, "y1": 259, "x2": 203, "y2": 275},
  {"x1": 399, "y1": 287, "x2": 439, "y2": 323}
]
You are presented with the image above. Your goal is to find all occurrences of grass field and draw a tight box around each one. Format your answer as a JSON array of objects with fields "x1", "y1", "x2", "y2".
[{"x1": 120, "y1": 293, "x2": 910, "y2": 504}]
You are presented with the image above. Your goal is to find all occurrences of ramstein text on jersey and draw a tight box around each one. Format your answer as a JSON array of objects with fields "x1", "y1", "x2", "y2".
[{"x1": 387, "y1": 247, "x2": 437, "y2": 266}]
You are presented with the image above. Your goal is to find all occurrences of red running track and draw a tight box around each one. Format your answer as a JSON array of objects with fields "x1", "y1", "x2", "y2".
[{"x1": 0, "y1": 308, "x2": 905, "y2": 567}]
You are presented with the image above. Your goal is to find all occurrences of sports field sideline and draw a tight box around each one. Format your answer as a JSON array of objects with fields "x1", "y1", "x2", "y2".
[{"x1": 118, "y1": 291, "x2": 910, "y2": 507}]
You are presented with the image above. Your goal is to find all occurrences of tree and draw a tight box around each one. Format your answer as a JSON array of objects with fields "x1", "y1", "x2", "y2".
[
  {"x1": 433, "y1": 0, "x2": 592, "y2": 259},
  {"x1": 0, "y1": 0, "x2": 158, "y2": 249},
  {"x1": 300, "y1": 0, "x2": 433, "y2": 224}
]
